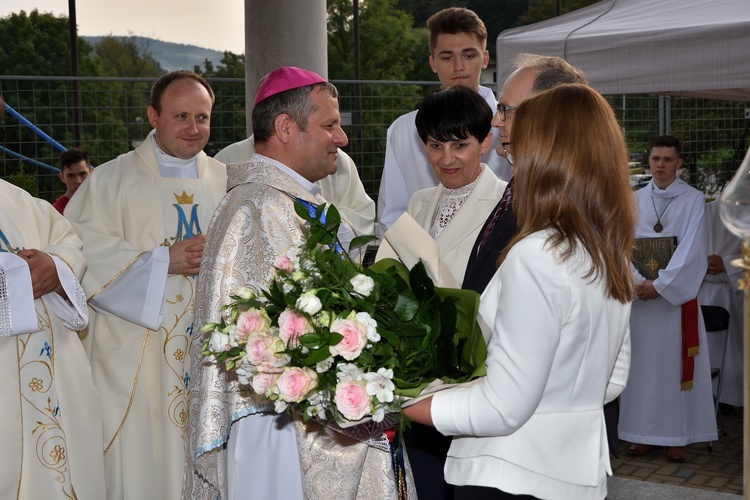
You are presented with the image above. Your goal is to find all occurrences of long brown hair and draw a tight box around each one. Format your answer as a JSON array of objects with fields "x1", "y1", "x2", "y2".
[{"x1": 502, "y1": 84, "x2": 635, "y2": 303}]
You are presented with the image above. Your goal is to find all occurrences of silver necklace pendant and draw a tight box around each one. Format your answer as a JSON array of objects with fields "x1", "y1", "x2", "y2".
[{"x1": 654, "y1": 221, "x2": 663, "y2": 233}]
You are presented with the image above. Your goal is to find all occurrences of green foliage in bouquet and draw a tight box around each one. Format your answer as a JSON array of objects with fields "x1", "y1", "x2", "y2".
[{"x1": 201, "y1": 201, "x2": 485, "y2": 426}]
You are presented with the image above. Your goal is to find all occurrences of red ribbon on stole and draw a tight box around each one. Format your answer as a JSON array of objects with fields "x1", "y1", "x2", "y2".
[{"x1": 680, "y1": 298, "x2": 700, "y2": 390}]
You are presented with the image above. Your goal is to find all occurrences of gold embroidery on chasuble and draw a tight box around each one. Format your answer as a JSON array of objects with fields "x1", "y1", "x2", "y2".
[
  {"x1": 18, "y1": 302, "x2": 76, "y2": 497},
  {"x1": 159, "y1": 190, "x2": 203, "y2": 436}
]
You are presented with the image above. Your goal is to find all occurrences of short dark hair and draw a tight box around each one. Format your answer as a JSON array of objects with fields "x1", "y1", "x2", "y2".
[
  {"x1": 150, "y1": 70, "x2": 215, "y2": 114},
  {"x1": 252, "y1": 81, "x2": 339, "y2": 144},
  {"x1": 60, "y1": 147, "x2": 89, "y2": 170},
  {"x1": 415, "y1": 86, "x2": 492, "y2": 144},
  {"x1": 426, "y1": 7, "x2": 487, "y2": 54},
  {"x1": 649, "y1": 135, "x2": 682, "y2": 157}
]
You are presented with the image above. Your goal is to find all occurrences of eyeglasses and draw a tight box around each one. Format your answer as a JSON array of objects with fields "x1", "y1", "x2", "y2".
[
  {"x1": 502, "y1": 142, "x2": 514, "y2": 165},
  {"x1": 498, "y1": 104, "x2": 517, "y2": 121}
]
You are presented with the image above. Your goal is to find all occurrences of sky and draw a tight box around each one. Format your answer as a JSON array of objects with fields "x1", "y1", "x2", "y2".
[{"x1": 0, "y1": 0, "x2": 246, "y2": 53}]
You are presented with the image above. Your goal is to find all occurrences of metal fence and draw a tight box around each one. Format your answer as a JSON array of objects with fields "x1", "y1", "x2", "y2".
[{"x1": 1, "y1": 76, "x2": 747, "y2": 203}]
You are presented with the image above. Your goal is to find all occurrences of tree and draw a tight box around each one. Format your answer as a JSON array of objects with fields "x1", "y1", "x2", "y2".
[
  {"x1": 0, "y1": 11, "x2": 159, "y2": 199},
  {"x1": 327, "y1": 0, "x2": 427, "y2": 186},
  {"x1": 194, "y1": 52, "x2": 247, "y2": 152},
  {"x1": 0, "y1": 10, "x2": 98, "y2": 77},
  {"x1": 95, "y1": 35, "x2": 163, "y2": 78},
  {"x1": 93, "y1": 35, "x2": 164, "y2": 148},
  {"x1": 328, "y1": 0, "x2": 422, "y2": 81}
]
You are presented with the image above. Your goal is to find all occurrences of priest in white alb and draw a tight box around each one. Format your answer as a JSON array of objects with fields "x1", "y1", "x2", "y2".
[
  {"x1": 0, "y1": 178, "x2": 105, "y2": 499},
  {"x1": 619, "y1": 136, "x2": 717, "y2": 463},
  {"x1": 698, "y1": 199, "x2": 744, "y2": 408},
  {"x1": 65, "y1": 71, "x2": 227, "y2": 499}
]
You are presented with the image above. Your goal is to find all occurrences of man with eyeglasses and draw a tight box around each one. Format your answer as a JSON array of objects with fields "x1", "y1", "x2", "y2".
[
  {"x1": 462, "y1": 53, "x2": 587, "y2": 294},
  {"x1": 377, "y1": 7, "x2": 512, "y2": 237},
  {"x1": 460, "y1": 54, "x2": 637, "y2": 468}
]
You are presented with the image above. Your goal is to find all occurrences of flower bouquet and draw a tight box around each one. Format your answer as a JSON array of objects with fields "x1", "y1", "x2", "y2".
[{"x1": 201, "y1": 201, "x2": 486, "y2": 435}]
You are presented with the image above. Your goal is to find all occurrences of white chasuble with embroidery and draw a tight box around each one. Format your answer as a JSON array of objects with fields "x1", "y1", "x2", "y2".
[
  {"x1": 64, "y1": 135, "x2": 227, "y2": 500},
  {"x1": 186, "y1": 158, "x2": 415, "y2": 499},
  {"x1": 0, "y1": 180, "x2": 105, "y2": 500}
]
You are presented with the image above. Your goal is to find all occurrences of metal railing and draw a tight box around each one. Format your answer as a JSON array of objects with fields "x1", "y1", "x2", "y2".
[{"x1": 1, "y1": 76, "x2": 747, "y2": 202}]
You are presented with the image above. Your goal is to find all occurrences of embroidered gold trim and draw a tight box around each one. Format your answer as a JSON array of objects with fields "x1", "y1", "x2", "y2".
[
  {"x1": 104, "y1": 330, "x2": 150, "y2": 454},
  {"x1": 15, "y1": 335, "x2": 24, "y2": 500},
  {"x1": 87, "y1": 252, "x2": 148, "y2": 303}
]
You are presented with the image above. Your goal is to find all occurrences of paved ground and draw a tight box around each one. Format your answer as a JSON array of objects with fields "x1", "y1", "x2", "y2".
[{"x1": 610, "y1": 406, "x2": 743, "y2": 496}]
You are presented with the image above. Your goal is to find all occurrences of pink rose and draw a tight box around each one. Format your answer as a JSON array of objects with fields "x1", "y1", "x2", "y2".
[
  {"x1": 329, "y1": 313, "x2": 368, "y2": 361},
  {"x1": 235, "y1": 309, "x2": 270, "y2": 340},
  {"x1": 276, "y1": 367, "x2": 317, "y2": 403},
  {"x1": 334, "y1": 380, "x2": 372, "y2": 421},
  {"x1": 245, "y1": 333, "x2": 288, "y2": 369},
  {"x1": 251, "y1": 372, "x2": 279, "y2": 397},
  {"x1": 278, "y1": 309, "x2": 313, "y2": 345},
  {"x1": 245, "y1": 333, "x2": 274, "y2": 366},
  {"x1": 273, "y1": 254, "x2": 294, "y2": 273}
]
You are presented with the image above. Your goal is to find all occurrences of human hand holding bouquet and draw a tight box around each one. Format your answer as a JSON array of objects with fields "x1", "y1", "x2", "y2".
[{"x1": 201, "y1": 201, "x2": 486, "y2": 433}]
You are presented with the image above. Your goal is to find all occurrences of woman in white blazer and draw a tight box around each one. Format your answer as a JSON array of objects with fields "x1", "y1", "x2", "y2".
[
  {"x1": 377, "y1": 86, "x2": 507, "y2": 286},
  {"x1": 404, "y1": 84, "x2": 636, "y2": 500}
]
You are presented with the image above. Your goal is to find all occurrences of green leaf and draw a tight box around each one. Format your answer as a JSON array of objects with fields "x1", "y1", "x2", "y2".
[
  {"x1": 299, "y1": 333, "x2": 322, "y2": 347},
  {"x1": 328, "y1": 331, "x2": 344, "y2": 345},
  {"x1": 324, "y1": 203, "x2": 341, "y2": 232},
  {"x1": 294, "y1": 200, "x2": 314, "y2": 222},
  {"x1": 408, "y1": 260, "x2": 435, "y2": 300},
  {"x1": 350, "y1": 234, "x2": 378, "y2": 253},
  {"x1": 394, "y1": 294, "x2": 419, "y2": 322},
  {"x1": 304, "y1": 347, "x2": 332, "y2": 366}
]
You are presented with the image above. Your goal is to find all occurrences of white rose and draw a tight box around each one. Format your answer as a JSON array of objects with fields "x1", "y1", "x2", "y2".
[
  {"x1": 234, "y1": 287, "x2": 254, "y2": 300},
  {"x1": 209, "y1": 329, "x2": 232, "y2": 352},
  {"x1": 336, "y1": 362, "x2": 363, "y2": 381},
  {"x1": 296, "y1": 291, "x2": 322, "y2": 315},
  {"x1": 355, "y1": 311, "x2": 379, "y2": 342},
  {"x1": 350, "y1": 274, "x2": 375, "y2": 297},
  {"x1": 316, "y1": 356, "x2": 335, "y2": 373}
]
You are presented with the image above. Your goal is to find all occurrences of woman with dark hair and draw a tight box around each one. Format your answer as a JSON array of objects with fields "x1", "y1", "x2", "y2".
[
  {"x1": 377, "y1": 85, "x2": 507, "y2": 286},
  {"x1": 404, "y1": 84, "x2": 635, "y2": 500}
]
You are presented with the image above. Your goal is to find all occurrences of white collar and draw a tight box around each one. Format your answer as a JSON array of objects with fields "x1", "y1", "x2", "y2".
[
  {"x1": 255, "y1": 153, "x2": 321, "y2": 196},
  {"x1": 151, "y1": 134, "x2": 199, "y2": 178}
]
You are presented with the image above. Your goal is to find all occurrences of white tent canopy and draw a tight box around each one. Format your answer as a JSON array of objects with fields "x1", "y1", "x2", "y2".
[{"x1": 496, "y1": 0, "x2": 750, "y2": 101}]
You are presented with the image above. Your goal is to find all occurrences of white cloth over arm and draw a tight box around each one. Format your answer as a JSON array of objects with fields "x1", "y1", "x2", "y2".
[{"x1": 0, "y1": 253, "x2": 37, "y2": 336}]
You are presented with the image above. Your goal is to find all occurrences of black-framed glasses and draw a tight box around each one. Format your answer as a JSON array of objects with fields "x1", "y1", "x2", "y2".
[
  {"x1": 498, "y1": 104, "x2": 517, "y2": 121},
  {"x1": 502, "y1": 142, "x2": 514, "y2": 165}
]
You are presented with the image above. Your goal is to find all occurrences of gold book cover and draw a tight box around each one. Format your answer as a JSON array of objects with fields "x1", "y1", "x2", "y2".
[{"x1": 632, "y1": 237, "x2": 677, "y2": 281}]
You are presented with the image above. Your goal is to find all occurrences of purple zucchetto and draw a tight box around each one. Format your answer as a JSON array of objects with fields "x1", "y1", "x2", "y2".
[{"x1": 253, "y1": 66, "x2": 326, "y2": 106}]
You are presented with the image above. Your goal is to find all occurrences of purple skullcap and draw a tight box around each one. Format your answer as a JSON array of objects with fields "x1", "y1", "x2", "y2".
[{"x1": 253, "y1": 66, "x2": 326, "y2": 106}]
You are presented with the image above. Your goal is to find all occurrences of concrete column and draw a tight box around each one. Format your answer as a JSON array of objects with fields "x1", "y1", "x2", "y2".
[{"x1": 244, "y1": 0, "x2": 328, "y2": 133}]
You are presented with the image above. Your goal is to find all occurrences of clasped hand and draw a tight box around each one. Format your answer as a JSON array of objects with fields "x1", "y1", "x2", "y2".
[
  {"x1": 17, "y1": 249, "x2": 64, "y2": 299},
  {"x1": 168, "y1": 234, "x2": 206, "y2": 276},
  {"x1": 634, "y1": 279, "x2": 659, "y2": 301}
]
